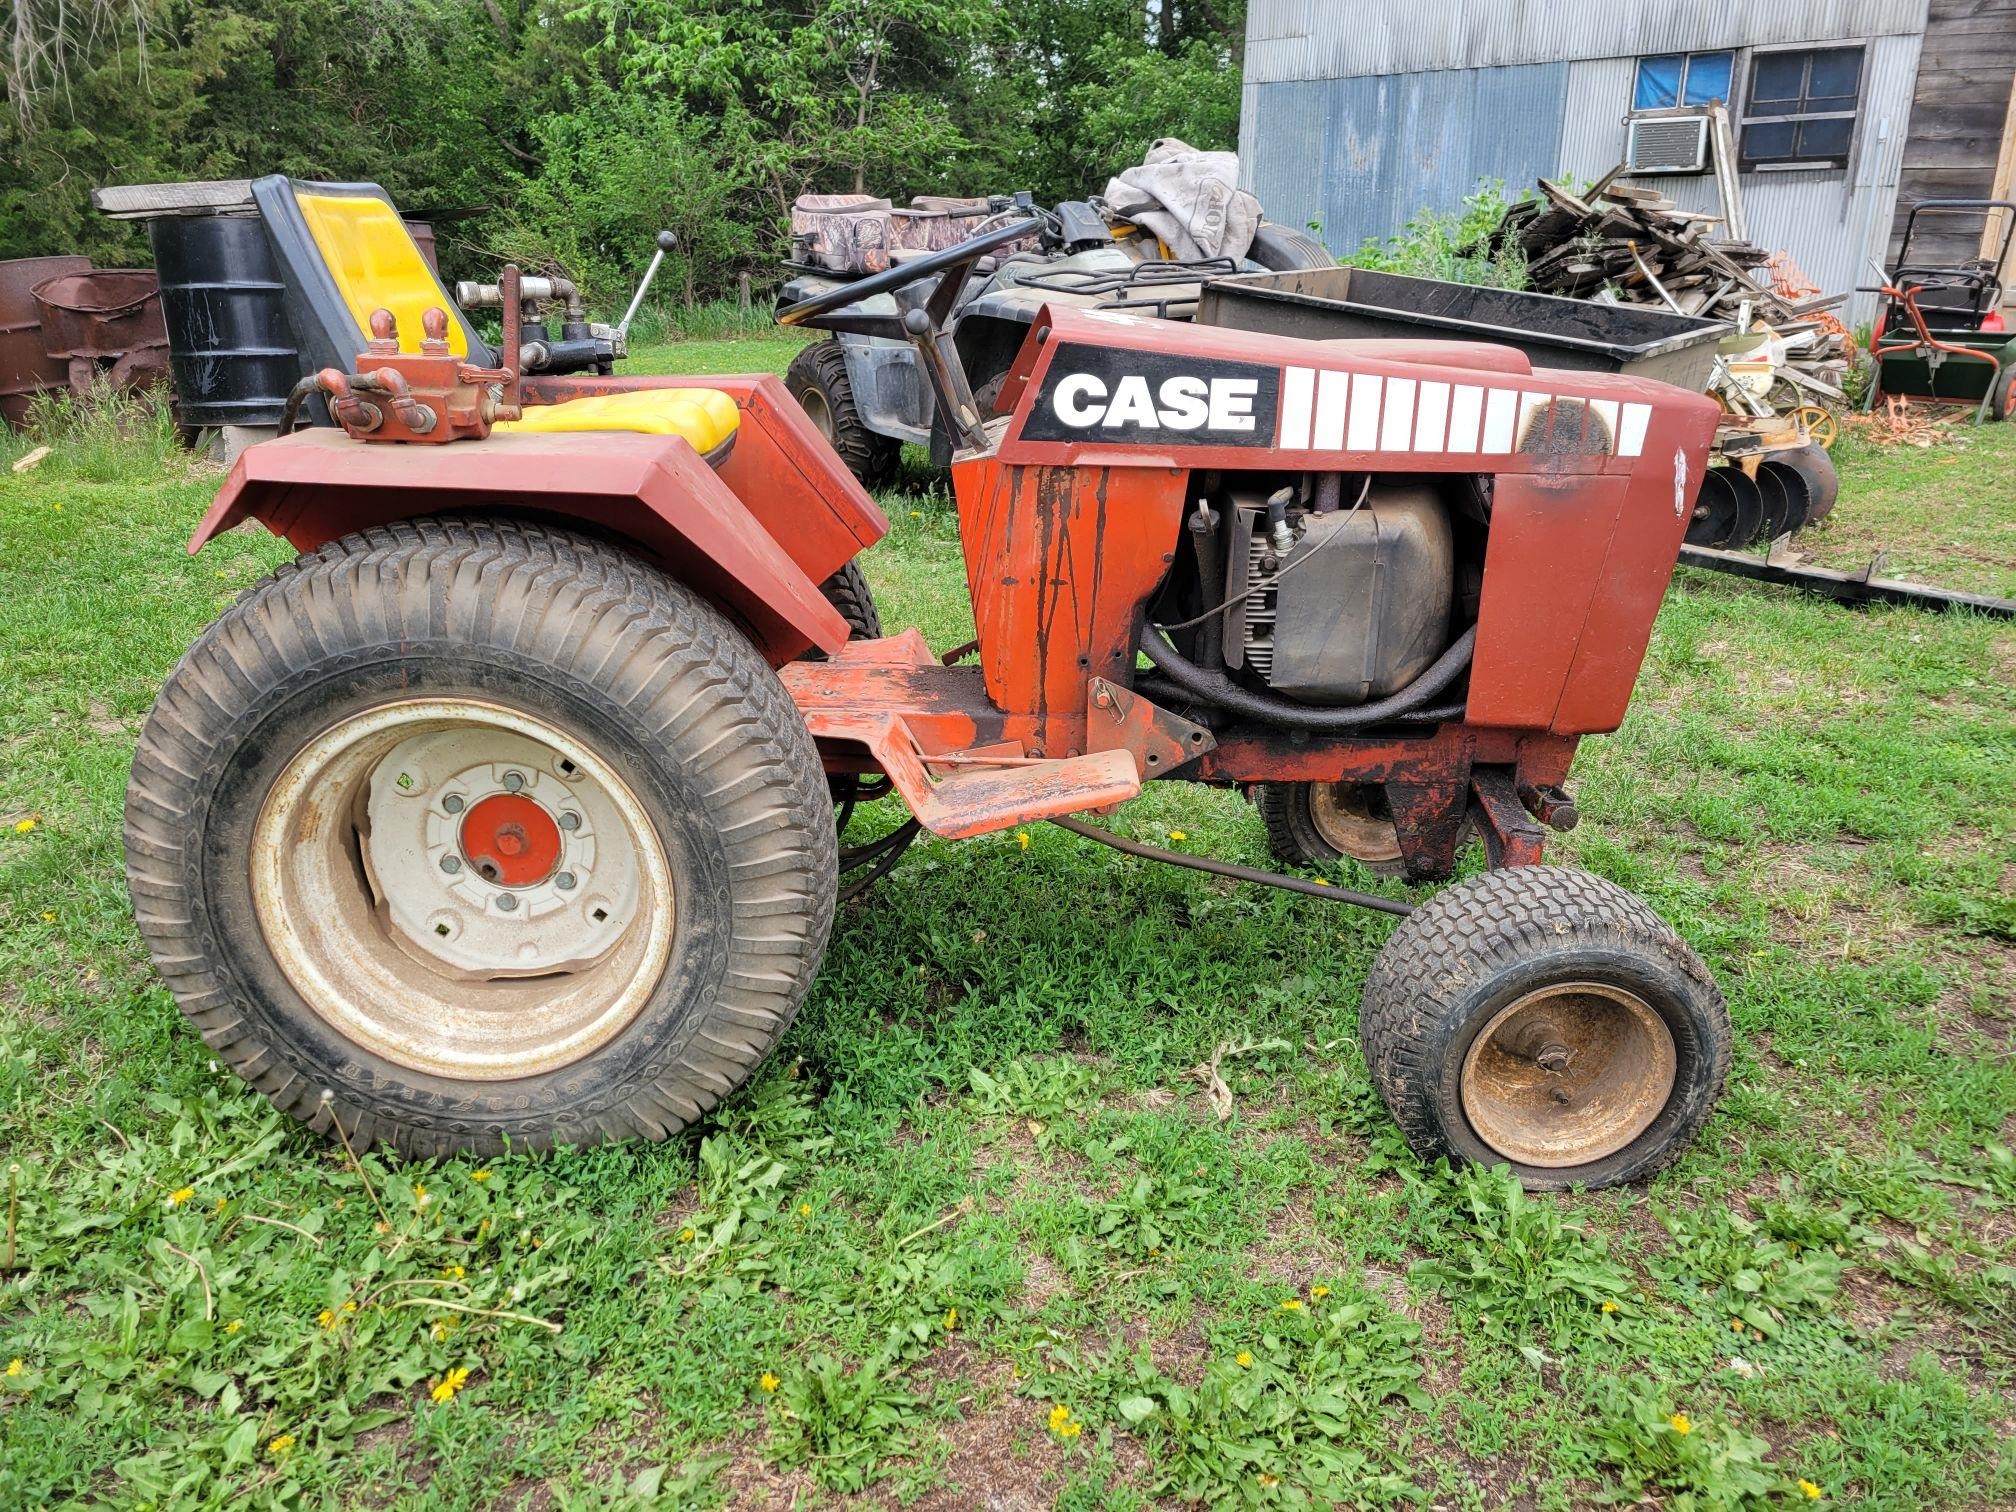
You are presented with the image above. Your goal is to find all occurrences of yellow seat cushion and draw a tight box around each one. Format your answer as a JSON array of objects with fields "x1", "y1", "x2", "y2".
[{"x1": 494, "y1": 389, "x2": 741, "y2": 454}]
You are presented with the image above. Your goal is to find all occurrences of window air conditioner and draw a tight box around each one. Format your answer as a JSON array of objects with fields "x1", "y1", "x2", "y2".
[{"x1": 1625, "y1": 112, "x2": 1711, "y2": 175}]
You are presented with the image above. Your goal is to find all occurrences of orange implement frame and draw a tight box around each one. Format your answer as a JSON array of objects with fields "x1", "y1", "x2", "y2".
[{"x1": 1865, "y1": 280, "x2": 2004, "y2": 425}]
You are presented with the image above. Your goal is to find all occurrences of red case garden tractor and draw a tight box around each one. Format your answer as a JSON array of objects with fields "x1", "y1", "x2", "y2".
[{"x1": 126, "y1": 183, "x2": 1732, "y2": 1190}]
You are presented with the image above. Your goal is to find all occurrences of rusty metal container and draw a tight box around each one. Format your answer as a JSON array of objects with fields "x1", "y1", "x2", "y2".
[
  {"x1": 33, "y1": 268, "x2": 167, "y2": 363},
  {"x1": 405, "y1": 220, "x2": 439, "y2": 272},
  {"x1": 0, "y1": 254, "x2": 90, "y2": 427}
]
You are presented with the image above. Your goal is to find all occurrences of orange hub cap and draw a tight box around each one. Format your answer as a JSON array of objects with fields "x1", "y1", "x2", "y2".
[{"x1": 460, "y1": 793, "x2": 563, "y2": 888}]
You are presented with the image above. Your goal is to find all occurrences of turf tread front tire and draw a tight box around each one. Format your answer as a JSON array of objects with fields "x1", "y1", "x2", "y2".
[
  {"x1": 126, "y1": 516, "x2": 837, "y2": 1159},
  {"x1": 1359, "y1": 865, "x2": 1730, "y2": 1189}
]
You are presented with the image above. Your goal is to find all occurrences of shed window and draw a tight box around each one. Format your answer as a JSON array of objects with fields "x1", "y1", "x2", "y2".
[
  {"x1": 1633, "y1": 52, "x2": 1735, "y2": 111},
  {"x1": 1740, "y1": 46, "x2": 1863, "y2": 167}
]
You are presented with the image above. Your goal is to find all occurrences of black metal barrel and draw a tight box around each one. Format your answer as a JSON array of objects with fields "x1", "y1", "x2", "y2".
[{"x1": 149, "y1": 214, "x2": 299, "y2": 427}]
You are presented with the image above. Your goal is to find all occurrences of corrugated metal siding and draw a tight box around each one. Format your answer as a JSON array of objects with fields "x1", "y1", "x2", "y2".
[
  {"x1": 1555, "y1": 37, "x2": 1924, "y2": 321},
  {"x1": 1246, "y1": 0, "x2": 1928, "y2": 84},
  {"x1": 1245, "y1": 64, "x2": 1567, "y2": 257}
]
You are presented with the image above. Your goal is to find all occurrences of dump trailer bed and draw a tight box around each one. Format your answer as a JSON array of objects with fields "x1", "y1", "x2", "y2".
[{"x1": 1198, "y1": 267, "x2": 1728, "y2": 391}]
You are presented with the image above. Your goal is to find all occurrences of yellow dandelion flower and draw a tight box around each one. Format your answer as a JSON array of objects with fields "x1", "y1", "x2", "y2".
[
  {"x1": 1311, "y1": 1286, "x2": 1330, "y2": 1299},
  {"x1": 798, "y1": 1202, "x2": 812, "y2": 1217},
  {"x1": 1016, "y1": 829, "x2": 1030, "y2": 850},
  {"x1": 168, "y1": 1187, "x2": 195, "y2": 1206},
  {"x1": 39, "y1": 912, "x2": 54, "y2": 923},
  {"x1": 1047, "y1": 1403, "x2": 1082, "y2": 1439},
  {"x1": 1668, "y1": 1413, "x2": 1691, "y2": 1436},
  {"x1": 267, "y1": 1433, "x2": 295, "y2": 1456},
  {"x1": 1169, "y1": 830, "x2": 1188, "y2": 842},
  {"x1": 317, "y1": 1308, "x2": 339, "y2": 1330},
  {"x1": 677, "y1": 1226, "x2": 696, "y2": 1243},
  {"x1": 4, "y1": 1359, "x2": 22, "y2": 1377},
  {"x1": 430, "y1": 1366, "x2": 471, "y2": 1404},
  {"x1": 413, "y1": 1183, "x2": 430, "y2": 1207},
  {"x1": 429, "y1": 1319, "x2": 454, "y2": 1342},
  {"x1": 441, "y1": 1264, "x2": 465, "y2": 1280},
  {"x1": 909, "y1": 510, "x2": 922, "y2": 519},
  {"x1": 1278, "y1": 1298, "x2": 1302, "y2": 1312},
  {"x1": 1798, "y1": 1480, "x2": 1823, "y2": 1501},
  {"x1": 944, "y1": 1306, "x2": 959, "y2": 1331},
  {"x1": 212, "y1": 1197, "x2": 228, "y2": 1216},
  {"x1": 1601, "y1": 1300, "x2": 1619, "y2": 1313},
  {"x1": 471, "y1": 1170, "x2": 492, "y2": 1182},
  {"x1": 1235, "y1": 1350, "x2": 1254, "y2": 1368},
  {"x1": 760, "y1": 1371, "x2": 780, "y2": 1392},
  {"x1": 342, "y1": 1300, "x2": 357, "y2": 1314},
  {"x1": 14, "y1": 819, "x2": 36, "y2": 834},
  {"x1": 1314, "y1": 878, "x2": 1329, "y2": 887},
  {"x1": 225, "y1": 1321, "x2": 243, "y2": 1335}
]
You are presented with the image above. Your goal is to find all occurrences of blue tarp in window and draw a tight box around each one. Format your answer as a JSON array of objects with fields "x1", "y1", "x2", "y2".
[
  {"x1": 1682, "y1": 52, "x2": 1733, "y2": 106},
  {"x1": 1635, "y1": 55, "x2": 1682, "y2": 110}
]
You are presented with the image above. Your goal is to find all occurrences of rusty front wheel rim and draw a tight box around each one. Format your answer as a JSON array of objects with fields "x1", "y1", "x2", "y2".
[
  {"x1": 250, "y1": 697, "x2": 675, "y2": 1081},
  {"x1": 1459, "y1": 982, "x2": 1677, "y2": 1169},
  {"x1": 1309, "y1": 784, "x2": 1403, "y2": 866}
]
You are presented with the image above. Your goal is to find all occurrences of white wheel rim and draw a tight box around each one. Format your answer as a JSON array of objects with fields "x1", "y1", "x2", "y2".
[{"x1": 250, "y1": 698, "x2": 674, "y2": 1081}]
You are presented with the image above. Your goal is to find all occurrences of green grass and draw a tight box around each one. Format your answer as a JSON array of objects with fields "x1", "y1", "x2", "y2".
[{"x1": 1, "y1": 358, "x2": 2013, "y2": 1509}]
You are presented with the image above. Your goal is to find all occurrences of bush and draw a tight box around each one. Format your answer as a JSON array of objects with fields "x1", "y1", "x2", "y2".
[{"x1": 1346, "y1": 181, "x2": 1532, "y2": 288}]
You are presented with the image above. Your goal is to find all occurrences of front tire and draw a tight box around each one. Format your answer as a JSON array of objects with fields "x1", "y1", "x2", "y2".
[
  {"x1": 1359, "y1": 866, "x2": 1730, "y2": 1190},
  {"x1": 125, "y1": 518, "x2": 837, "y2": 1158}
]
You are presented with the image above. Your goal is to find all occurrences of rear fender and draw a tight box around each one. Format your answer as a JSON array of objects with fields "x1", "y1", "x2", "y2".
[{"x1": 191, "y1": 427, "x2": 852, "y2": 664}]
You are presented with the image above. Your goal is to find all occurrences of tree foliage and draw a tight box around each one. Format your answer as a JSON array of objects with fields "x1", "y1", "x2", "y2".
[{"x1": 0, "y1": 0, "x2": 1246, "y2": 305}]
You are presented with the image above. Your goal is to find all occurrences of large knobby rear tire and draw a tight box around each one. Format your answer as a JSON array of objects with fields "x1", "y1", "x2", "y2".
[
  {"x1": 124, "y1": 518, "x2": 837, "y2": 1159},
  {"x1": 818, "y1": 558, "x2": 882, "y2": 641},
  {"x1": 786, "y1": 339, "x2": 900, "y2": 488},
  {"x1": 1359, "y1": 866, "x2": 1730, "y2": 1190}
]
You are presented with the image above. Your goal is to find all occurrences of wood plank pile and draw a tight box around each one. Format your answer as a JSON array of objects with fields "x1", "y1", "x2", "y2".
[{"x1": 1471, "y1": 168, "x2": 1851, "y2": 402}]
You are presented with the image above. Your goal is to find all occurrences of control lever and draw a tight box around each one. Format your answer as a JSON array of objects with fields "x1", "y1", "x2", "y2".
[{"x1": 619, "y1": 231, "x2": 680, "y2": 340}]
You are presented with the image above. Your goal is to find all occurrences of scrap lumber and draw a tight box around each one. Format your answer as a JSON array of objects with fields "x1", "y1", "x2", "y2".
[{"x1": 1472, "y1": 165, "x2": 1849, "y2": 399}]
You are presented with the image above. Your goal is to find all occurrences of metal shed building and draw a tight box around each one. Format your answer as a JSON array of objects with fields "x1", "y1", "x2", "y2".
[{"x1": 1239, "y1": 0, "x2": 2016, "y2": 322}]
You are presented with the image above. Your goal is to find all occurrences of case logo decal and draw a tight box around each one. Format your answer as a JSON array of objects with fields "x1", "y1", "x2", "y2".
[{"x1": 1022, "y1": 345, "x2": 1279, "y2": 446}]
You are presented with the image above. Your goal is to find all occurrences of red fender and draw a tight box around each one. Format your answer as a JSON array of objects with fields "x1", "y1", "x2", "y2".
[{"x1": 192, "y1": 425, "x2": 861, "y2": 666}]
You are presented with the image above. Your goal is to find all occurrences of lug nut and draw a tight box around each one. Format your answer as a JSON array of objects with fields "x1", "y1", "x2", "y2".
[
  {"x1": 496, "y1": 893, "x2": 519, "y2": 912},
  {"x1": 443, "y1": 793, "x2": 465, "y2": 814},
  {"x1": 440, "y1": 855, "x2": 462, "y2": 874},
  {"x1": 503, "y1": 771, "x2": 525, "y2": 792},
  {"x1": 555, "y1": 871, "x2": 577, "y2": 891},
  {"x1": 559, "y1": 811, "x2": 581, "y2": 831}
]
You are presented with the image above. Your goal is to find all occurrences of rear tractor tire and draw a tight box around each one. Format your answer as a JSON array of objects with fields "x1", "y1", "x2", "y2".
[
  {"x1": 125, "y1": 518, "x2": 838, "y2": 1159},
  {"x1": 1359, "y1": 866, "x2": 1731, "y2": 1190},
  {"x1": 787, "y1": 339, "x2": 900, "y2": 488}
]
